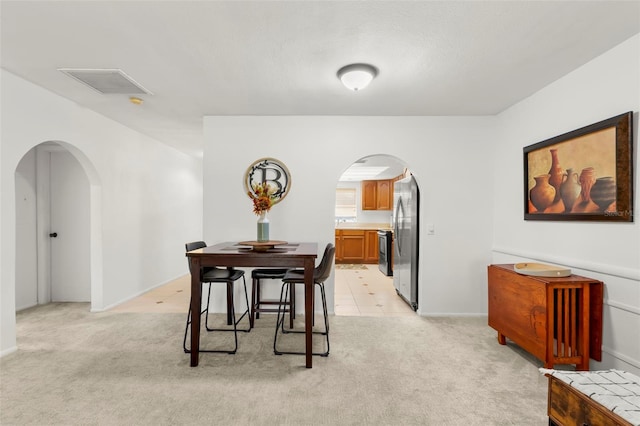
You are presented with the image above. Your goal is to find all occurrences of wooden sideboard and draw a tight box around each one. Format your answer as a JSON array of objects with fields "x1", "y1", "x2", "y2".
[{"x1": 488, "y1": 264, "x2": 603, "y2": 370}]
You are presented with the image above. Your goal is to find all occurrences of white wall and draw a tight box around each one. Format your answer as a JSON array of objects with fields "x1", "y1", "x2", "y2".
[
  {"x1": 203, "y1": 116, "x2": 497, "y2": 316},
  {"x1": 1, "y1": 70, "x2": 203, "y2": 356},
  {"x1": 14, "y1": 150, "x2": 38, "y2": 310},
  {"x1": 492, "y1": 35, "x2": 640, "y2": 375}
]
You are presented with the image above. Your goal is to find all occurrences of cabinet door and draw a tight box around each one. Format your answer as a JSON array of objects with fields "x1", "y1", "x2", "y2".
[
  {"x1": 376, "y1": 180, "x2": 392, "y2": 210},
  {"x1": 361, "y1": 181, "x2": 377, "y2": 210},
  {"x1": 364, "y1": 230, "x2": 379, "y2": 263},
  {"x1": 335, "y1": 230, "x2": 343, "y2": 261},
  {"x1": 341, "y1": 230, "x2": 365, "y2": 262}
]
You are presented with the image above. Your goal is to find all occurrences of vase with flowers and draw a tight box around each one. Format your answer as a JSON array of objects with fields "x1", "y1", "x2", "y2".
[{"x1": 248, "y1": 182, "x2": 277, "y2": 242}]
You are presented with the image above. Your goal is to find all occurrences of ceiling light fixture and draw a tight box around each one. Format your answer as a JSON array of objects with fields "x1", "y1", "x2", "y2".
[
  {"x1": 337, "y1": 63, "x2": 378, "y2": 91},
  {"x1": 129, "y1": 96, "x2": 144, "y2": 105}
]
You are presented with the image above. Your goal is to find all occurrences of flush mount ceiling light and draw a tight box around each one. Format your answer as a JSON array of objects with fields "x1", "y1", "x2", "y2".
[
  {"x1": 337, "y1": 63, "x2": 378, "y2": 91},
  {"x1": 129, "y1": 96, "x2": 144, "y2": 105}
]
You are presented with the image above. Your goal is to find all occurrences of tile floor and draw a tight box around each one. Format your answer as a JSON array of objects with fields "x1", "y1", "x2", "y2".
[
  {"x1": 110, "y1": 264, "x2": 416, "y2": 317},
  {"x1": 110, "y1": 274, "x2": 191, "y2": 313},
  {"x1": 333, "y1": 264, "x2": 416, "y2": 317}
]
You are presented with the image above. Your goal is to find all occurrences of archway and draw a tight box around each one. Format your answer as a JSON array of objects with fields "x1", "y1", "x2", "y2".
[
  {"x1": 14, "y1": 141, "x2": 103, "y2": 313},
  {"x1": 334, "y1": 154, "x2": 419, "y2": 316}
]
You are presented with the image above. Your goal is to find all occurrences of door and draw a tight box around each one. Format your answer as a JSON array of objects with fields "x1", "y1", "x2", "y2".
[{"x1": 49, "y1": 151, "x2": 91, "y2": 302}]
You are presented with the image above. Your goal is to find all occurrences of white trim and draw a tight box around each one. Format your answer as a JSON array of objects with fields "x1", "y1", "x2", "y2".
[
  {"x1": 420, "y1": 313, "x2": 488, "y2": 318},
  {"x1": 492, "y1": 246, "x2": 640, "y2": 281},
  {"x1": 605, "y1": 299, "x2": 640, "y2": 315}
]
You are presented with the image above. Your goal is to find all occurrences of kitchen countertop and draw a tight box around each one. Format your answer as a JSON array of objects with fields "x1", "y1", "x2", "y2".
[{"x1": 335, "y1": 222, "x2": 393, "y2": 231}]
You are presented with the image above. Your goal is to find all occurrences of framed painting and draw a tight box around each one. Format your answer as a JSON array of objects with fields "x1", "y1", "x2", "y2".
[{"x1": 523, "y1": 111, "x2": 633, "y2": 222}]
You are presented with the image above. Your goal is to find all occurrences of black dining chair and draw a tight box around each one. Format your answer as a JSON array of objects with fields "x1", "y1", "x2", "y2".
[
  {"x1": 273, "y1": 243, "x2": 334, "y2": 357},
  {"x1": 183, "y1": 241, "x2": 251, "y2": 354},
  {"x1": 250, "y1": 268, "x2": 293, "y2": 328}
]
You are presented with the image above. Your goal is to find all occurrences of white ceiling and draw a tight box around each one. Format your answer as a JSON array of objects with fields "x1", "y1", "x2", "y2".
[{"x1": 1, "y1": 1, "x2": 639, "y2": 157}]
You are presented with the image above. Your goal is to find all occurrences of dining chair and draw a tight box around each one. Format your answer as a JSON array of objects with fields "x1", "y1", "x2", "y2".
[
  {"x1": 249, "y1": 268, "x2": 293, "y2": 328},
  {"x1": 183, "y1": 241, "x2": 251, "y2": 354},
  {"x1": 273, "y1": 243, "x2": 334, "y2": 357}
]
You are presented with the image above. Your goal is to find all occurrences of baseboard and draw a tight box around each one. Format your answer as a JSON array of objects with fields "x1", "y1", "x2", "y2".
[
  {"x1": 601, "y1": 345, "x2": 640, "y2": 370},
  {"x1": 420, "y1": 313, "x2": 488, "y2": 318},
  {"x1": 0, "y1": 346, "x2": 18, "y2": 358}
]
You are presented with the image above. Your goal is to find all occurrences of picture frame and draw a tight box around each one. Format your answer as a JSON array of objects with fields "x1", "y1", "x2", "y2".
[
  {"x1": 244, "y1": 157, "x2": 291, "y2": 204},
  {"x1": 523, "y1": 111, "x2": 634, "y2": 222}
]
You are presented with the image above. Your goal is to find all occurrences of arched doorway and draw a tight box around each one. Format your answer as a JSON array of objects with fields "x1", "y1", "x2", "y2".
[
  {"x1": 14, "y1": 141, "x2": 103, "y2": 312},
  {"x1": 334, "y1": 154, "x2": 419, "y2": 317}
]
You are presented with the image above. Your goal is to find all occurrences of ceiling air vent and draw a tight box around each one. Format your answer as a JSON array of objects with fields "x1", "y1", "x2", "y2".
[{"x1": 58, "y1": 68, "x2": 152, "y2": 95}]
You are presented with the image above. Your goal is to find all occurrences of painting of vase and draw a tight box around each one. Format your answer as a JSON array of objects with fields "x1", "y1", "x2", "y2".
[
  {"x1": 590, "y1": 177, "x2": 616, "y2": 212},
  {"x1": 571, "y1": 167, "x2": 599, "y2": 213},
  {"x1": 547, "y1": 149, "x2": 564, "y2": 203},
  {"x1": 529, "y1": 174, "x2": 555, "y2": 212},
  {"x1": 523, "y1": 111, "x2": 633, "y2": 221},
  {"x1": 559, "y1": 168, "x2": 581, "y2": 213}
]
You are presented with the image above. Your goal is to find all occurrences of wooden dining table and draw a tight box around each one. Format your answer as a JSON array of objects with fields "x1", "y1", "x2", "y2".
[{"x1": 185, "y1": 241, "x2": 318, "y2": 368}]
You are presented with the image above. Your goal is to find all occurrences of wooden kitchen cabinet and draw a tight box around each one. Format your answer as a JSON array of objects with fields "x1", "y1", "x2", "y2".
[
  {"x1": 488, "y1": 264, "x2": 603, "y2": 370},
  {"x1": 334, "y1": 230, "x2": 342, "y2": 261},
  {"x1": 361, "y1": 179, "x2": 393, "y2": 210},
  {"x1": 364, "y1": 230, "x2": 379, "y2": 263},
  {"x1": 376, "y1": 180, "x2": 392, "y2": 210},
  {"x1": 335, "y1": 230, "x2": 365, "y2": 263},
  {"x1": 361, "y1": 181, "x2": 378, "y2": 210},
  {"x1": 335, "y1": 229, "x2": 380, "y2": 264}
]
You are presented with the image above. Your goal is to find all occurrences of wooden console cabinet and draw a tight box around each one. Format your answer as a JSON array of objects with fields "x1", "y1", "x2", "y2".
[{"x1": 488, "y1": 264, "x2": 603, "y2": 370}]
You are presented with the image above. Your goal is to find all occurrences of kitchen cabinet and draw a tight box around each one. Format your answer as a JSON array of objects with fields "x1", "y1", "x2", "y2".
[
  {"x1": 361, "y1": 181, "x2": 378, "y2": 210},
  {"x1": 361, "y1": 179, "x2": 393, "y2": 210},
  {"x1": 335, "y1": 229, "x2": 379, "y2": 264},
  {"x1": 335, "y1": 230, "x2": 365, "y2": 263},
  {"x1": 364, "y1": 230, "x2": 379, "y2": 263},
  {"x1": 376, "y1": 180, "x2": 392, "y2": 210},
  {"x1": 488, "y1": 264, "x2": 603, "y2": 370}
]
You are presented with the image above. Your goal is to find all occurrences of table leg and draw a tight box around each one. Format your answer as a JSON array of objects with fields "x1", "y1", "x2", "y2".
[
  {"x1": 304, "y1": 258, "x2": 314, "y2": 368},
  {"x1": 190, "y1": 258, "x2": 202, "y2": 367}
]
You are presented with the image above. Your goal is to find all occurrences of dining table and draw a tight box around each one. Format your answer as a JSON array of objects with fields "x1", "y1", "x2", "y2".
[{"x1": 185, "y1": 241, "x2": 318, "y2": 368}]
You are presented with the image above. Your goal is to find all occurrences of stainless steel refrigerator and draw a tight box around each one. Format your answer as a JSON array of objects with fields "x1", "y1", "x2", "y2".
[{"x1": 392, "y1": 175, "x2": 419, "y2": 311}]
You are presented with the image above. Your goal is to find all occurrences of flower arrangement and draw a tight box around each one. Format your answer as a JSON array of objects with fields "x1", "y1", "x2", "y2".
[{"x1": 248, "y1": 182, "x2": 277, "y2": 215}]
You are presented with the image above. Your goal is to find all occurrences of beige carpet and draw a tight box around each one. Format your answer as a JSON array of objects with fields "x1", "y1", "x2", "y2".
[{"x1": 1, "y1": 303, "x2": 549, "y2": 425}]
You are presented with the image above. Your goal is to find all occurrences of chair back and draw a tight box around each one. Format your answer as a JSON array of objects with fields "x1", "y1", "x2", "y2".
[
  {"x1": 185, "y1": 241, "x2": 207, "y2": 274},
  {"x1": 314, "y1": 243, "x2": 335, "y2": 283},
  {"x1": 185, "y1": 241, "x2": 206, "y2": 252}
]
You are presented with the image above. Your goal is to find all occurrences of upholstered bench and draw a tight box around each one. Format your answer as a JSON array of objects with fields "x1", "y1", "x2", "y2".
[{"x1": 541, "y1": 368, "x2": 640, "y2": 426}]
